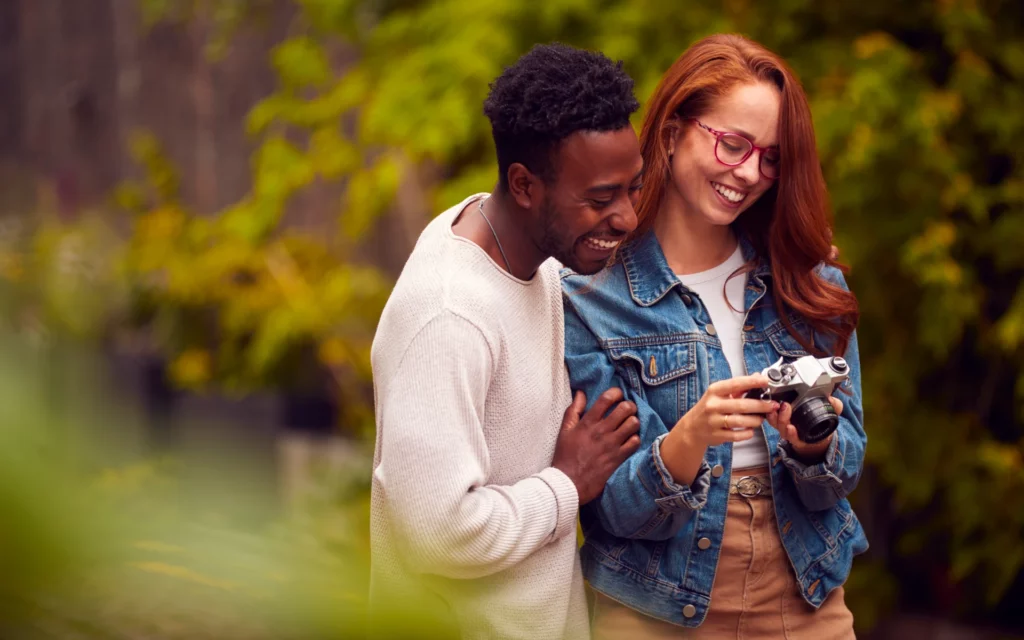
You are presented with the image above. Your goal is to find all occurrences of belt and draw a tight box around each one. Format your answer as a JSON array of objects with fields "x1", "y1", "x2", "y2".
[{"x1": 729, "y1": 473, "x2": 773, "y2": 498}]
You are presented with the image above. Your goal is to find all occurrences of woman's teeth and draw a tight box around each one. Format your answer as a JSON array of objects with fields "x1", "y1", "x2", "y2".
[
  {"x1": 713, "y1": 182, "x2": 745, "y2": 203},
  {"x1": 584, "y1": 237, "x2": 620, "y2": 251}
]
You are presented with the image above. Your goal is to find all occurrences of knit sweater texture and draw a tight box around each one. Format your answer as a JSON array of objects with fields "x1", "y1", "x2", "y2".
[{"x1": 369, "y1": 194, "x2": 587, "y2": 639}]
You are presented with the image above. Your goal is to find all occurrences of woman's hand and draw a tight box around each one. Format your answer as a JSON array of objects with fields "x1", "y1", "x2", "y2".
[
  {"x1": 675, "y1": 375, "x2": 779, "y2": 447},
  {"x1": 660, "y1": 375, "x2": 778, "y2": 485},
  {"x1": 766, "y1": 396, "x2": 844, "y2": 463}
]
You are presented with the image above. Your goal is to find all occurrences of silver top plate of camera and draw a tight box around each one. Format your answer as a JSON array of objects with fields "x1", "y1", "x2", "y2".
[{"x1": 755, "y1": 355, "x2": 850, "y2": 405}]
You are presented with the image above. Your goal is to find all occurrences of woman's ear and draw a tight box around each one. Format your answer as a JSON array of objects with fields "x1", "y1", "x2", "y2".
[{"x1": 663, "y1": 119, "x2": 682, "y2": 160}]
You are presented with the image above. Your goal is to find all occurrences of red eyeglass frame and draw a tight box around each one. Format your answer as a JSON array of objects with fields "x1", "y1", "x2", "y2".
[{"x1": 687, "y1": 118, "x2": 781, "y2": 180}]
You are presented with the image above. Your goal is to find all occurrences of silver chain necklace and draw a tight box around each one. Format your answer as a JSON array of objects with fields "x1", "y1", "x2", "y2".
[{"x1": 477, "y1": 197, "x2": 513, "y2": 274}]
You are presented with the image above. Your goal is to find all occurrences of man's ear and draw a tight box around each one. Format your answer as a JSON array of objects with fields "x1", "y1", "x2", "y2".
[{"x1": 507, "y1": 163, "x2": 539, "y2": 210}]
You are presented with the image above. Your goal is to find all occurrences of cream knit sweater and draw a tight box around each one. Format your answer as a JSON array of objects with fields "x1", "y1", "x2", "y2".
[{"x1": 369, "y1": 194, "x2": 587, "y2": 640}]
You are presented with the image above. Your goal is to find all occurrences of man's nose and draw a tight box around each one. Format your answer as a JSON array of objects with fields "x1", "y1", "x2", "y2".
[{"x1": 610, "y1": 198, "x2": 639, "y2": 233}]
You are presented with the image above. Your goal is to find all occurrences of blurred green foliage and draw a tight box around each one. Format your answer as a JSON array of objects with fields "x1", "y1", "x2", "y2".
[
  {"x1": 0, "y1": 333, "x2": 458, "y2": 639},
  {"x1": 1, "y1": 0, "x2": 1022, "y2": 633},
  {"x1": 0, "y1": 202, "x2": 128, "y2": 345},
  {"x1": 116, "y1": 131, "x2": 389, "y2": 407}
]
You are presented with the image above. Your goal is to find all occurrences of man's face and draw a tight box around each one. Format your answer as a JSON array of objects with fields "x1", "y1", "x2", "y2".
[{"x1": 530, "y1": 127, "x2": 643, "y2": 275}]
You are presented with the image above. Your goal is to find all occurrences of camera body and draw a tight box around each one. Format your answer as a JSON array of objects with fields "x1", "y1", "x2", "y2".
[{"x1": 746, "y1": 355, "x2": 850, "y2": 444}]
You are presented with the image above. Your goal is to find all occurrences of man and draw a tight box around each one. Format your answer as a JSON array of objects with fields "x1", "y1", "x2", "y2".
[{"x1": 369, "y1": 43, "x2": 645, "y2": 639}]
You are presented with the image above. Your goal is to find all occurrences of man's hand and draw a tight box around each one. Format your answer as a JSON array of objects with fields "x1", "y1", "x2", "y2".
[{"x1": 552, "y1": 388, "x2": 640, "y2": 505}]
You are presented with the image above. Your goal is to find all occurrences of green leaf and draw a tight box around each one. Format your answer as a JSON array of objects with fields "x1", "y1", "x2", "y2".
[
  {"x1": 272, "y1": 37, "x2": 332, "y2": 88},
  {"x1": 309, "y1": 127, "x2": 360, "y2": 179},
  {"x1": 341, "y1": 153, "x2": 404, "y2": 240}
]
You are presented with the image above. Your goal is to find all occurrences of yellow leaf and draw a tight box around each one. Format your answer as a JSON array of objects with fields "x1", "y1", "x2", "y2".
[
  {"x1": 318, "y1": 336, "x2": 351, "y2": 367},
  {"x1": 130, "y1": 561, "x2": 239, "y2": 592},
  {"x1": 854, "y1": 32, "x2": 896, "y2": 59},
  {"x1": 170, "y1": 348, "x2": 212, "y2": 388}
]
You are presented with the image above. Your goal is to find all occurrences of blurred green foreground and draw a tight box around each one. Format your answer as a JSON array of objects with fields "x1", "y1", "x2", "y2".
[{"x1": 0, "y1": 333, "x2": 459, "y2": 639}]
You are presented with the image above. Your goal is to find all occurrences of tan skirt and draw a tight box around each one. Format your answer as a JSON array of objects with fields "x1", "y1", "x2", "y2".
[{"x1": 592, "y1": 467, "x2": 855, "y2": 639}]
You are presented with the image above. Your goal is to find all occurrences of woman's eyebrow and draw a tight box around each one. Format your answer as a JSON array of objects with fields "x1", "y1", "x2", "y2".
[{"x1": 726, "y1": 126, "x2": 779, "y2": 147}]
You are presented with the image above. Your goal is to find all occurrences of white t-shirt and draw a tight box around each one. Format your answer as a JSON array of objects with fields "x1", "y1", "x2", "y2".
[{"x1": 677, "y1": 244, "x2": 768, "y2": 470}]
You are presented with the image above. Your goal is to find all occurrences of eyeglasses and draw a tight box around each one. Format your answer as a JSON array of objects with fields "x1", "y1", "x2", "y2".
[{"x1": 688, "y1": 118, "x2": 781, "y2": 180}]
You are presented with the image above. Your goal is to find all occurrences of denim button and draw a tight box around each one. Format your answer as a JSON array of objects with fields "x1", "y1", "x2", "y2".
[
  {"x1": 711, "y1": 464, "x2": 724, "y2": 478},
  {"x1": 697, "y1": 537, "x2": 712, "y2": 550},
  {"x1": 706, "y1": 324, "x2": 717, "y2": 336},
  {"x1": 683, "y1": 604, "x2": 697, "y2": 618}
]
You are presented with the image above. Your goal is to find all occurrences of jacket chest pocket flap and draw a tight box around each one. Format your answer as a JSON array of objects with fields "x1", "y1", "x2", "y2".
[{"x1": 606, "y1": 340, "x2": 697, "y2": 422}]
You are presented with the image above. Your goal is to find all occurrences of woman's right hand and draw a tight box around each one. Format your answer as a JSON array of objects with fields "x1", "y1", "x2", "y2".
[
  {"x1": 658, "y1": 375, "x2": 778, "y2": 485},
  {"x1": 675, "y1": 374, "x2": 779, "y2": 447}
]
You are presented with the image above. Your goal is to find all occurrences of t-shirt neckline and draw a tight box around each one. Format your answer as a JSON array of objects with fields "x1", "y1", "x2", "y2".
[{"x1": 676, "y1": 243, "x2": 746, "y2": 286}]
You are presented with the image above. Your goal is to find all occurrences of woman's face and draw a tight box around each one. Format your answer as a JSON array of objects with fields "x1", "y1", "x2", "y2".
[{"x1": 667, "y1": 81, "x2": 781, "y2": 228}]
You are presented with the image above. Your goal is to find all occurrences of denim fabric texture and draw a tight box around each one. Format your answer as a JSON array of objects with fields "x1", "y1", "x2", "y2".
[{"x1": 561, "y1": 231, "x2": 868, "y2": 628}]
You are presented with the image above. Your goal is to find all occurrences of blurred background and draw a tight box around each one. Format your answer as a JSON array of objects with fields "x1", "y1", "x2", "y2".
[{"x1": 0, "y1": 0, "x2": 1022, "y2": 638}]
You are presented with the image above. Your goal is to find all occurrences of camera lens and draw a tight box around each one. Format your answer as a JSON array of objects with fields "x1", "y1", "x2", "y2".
[{"x1": 791, "y1": 396, "x2": 839, "y2": 444}]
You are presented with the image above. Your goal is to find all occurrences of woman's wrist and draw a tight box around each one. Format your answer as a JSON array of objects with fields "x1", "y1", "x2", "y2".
[
  {"x1": 662, "y1": 419, "x2": 708, "y2": 485},
  {"x1": 787, "y1": 435, "x2": 832, "y2": 465}
]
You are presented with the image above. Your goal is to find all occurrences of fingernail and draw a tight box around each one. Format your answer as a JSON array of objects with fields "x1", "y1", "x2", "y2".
[{"x1": 772, "y1": 402, "x2": 781, "y2": 410}]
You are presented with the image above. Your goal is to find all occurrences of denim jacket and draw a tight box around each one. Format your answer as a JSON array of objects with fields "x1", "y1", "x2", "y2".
[{"x1": 561, "y1": 231, "x2": 868, "y2": 628}]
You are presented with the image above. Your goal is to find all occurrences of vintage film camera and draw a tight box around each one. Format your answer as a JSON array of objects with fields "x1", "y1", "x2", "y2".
[{"x1": 745, "y1": 355, "x2": 850, "y2": 444}]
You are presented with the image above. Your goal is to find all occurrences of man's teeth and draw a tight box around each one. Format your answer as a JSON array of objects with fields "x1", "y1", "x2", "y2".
[
  {"x1": 713, "y1": 183, "x2": 745, "y2": 203},
  {"x1": 584, "y1": 237, "x2": 620, "y2": 251}
]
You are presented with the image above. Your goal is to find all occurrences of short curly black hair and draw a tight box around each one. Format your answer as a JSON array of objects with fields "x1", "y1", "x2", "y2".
[{"x1": 483, "y1": 43, "x2": 639, "y2": 190}]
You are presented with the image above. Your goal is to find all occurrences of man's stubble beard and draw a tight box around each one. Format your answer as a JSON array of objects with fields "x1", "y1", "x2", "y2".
[{"x1": 536, "y1": 195, "x2": 588, "y2": 273}]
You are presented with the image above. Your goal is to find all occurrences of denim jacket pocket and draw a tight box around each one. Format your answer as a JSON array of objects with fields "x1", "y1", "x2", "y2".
[
  {"x1": 806, "y1": 499, "x2": 855, "y2": 550},
  {"x1": 607, "y1": 339, "x2": 697, "y2": 422}
]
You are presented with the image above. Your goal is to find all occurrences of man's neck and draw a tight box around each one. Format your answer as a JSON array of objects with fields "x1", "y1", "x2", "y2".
[
  {"x1": 452, "y1": 191, "x2": 547, "y2": 279},
  {"x1": 653, "y1": 200, "x2": 738, "y2": 276}
]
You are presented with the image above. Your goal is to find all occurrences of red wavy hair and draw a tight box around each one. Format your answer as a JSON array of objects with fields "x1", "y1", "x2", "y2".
[{"x1": 635, "y1": 34, "x2": 858, "y2": 355}]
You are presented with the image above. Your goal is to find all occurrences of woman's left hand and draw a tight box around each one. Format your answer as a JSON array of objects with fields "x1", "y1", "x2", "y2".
[{"x1": 766, "y1": 396, "x2": 843, "y2": 463}]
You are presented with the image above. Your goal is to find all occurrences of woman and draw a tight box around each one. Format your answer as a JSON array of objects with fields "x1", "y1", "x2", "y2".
[{"x1": 562, "y1": 34, "x2": 866, "y2": 638}]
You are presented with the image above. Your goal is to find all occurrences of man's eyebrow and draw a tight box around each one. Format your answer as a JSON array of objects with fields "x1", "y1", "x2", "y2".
[{"x1": 584, "y1": 169, "x2": 645, "y2": 194}]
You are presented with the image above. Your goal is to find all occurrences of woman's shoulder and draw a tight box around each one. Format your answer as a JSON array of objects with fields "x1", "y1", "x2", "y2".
[
  {"x1": 812, "y1": 262, "x2": 851, "y2": 290},
  {"x1": 559, "y1": 258, "x2": 644, "y2": 332}
]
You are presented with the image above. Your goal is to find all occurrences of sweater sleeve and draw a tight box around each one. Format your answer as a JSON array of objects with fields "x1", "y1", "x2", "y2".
[{"x1": 374, "y1": 311, "x2": 579, "y2": 580}]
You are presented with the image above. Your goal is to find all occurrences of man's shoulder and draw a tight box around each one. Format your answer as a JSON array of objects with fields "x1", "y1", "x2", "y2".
[
  {"x1": 374, "y1": 247, "x2": 501, "y2": 369},
  {"x1": 376, "y1": 265, "x2": 490, "y2": 345},
  {"x1": 372, "y1": 298, "x2": 495, "y2": 387},
  {"x1": 390, "y1": 248, "x2": 508, "y2": 326}
]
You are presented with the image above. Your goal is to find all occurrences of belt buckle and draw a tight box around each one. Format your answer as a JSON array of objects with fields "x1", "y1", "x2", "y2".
[{"x1": 735, "y1": 475, "x2": 764, "y2": 498}]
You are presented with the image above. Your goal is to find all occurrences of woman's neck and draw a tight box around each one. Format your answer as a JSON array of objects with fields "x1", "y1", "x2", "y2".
[{"x1": 653, "y1": 202, "x2": 738, "y2": 276}]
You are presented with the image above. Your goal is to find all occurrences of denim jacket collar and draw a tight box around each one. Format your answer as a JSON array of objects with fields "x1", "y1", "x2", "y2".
[{"x1": 619, "y1": 230, "x2": 771, "y2": 308}]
